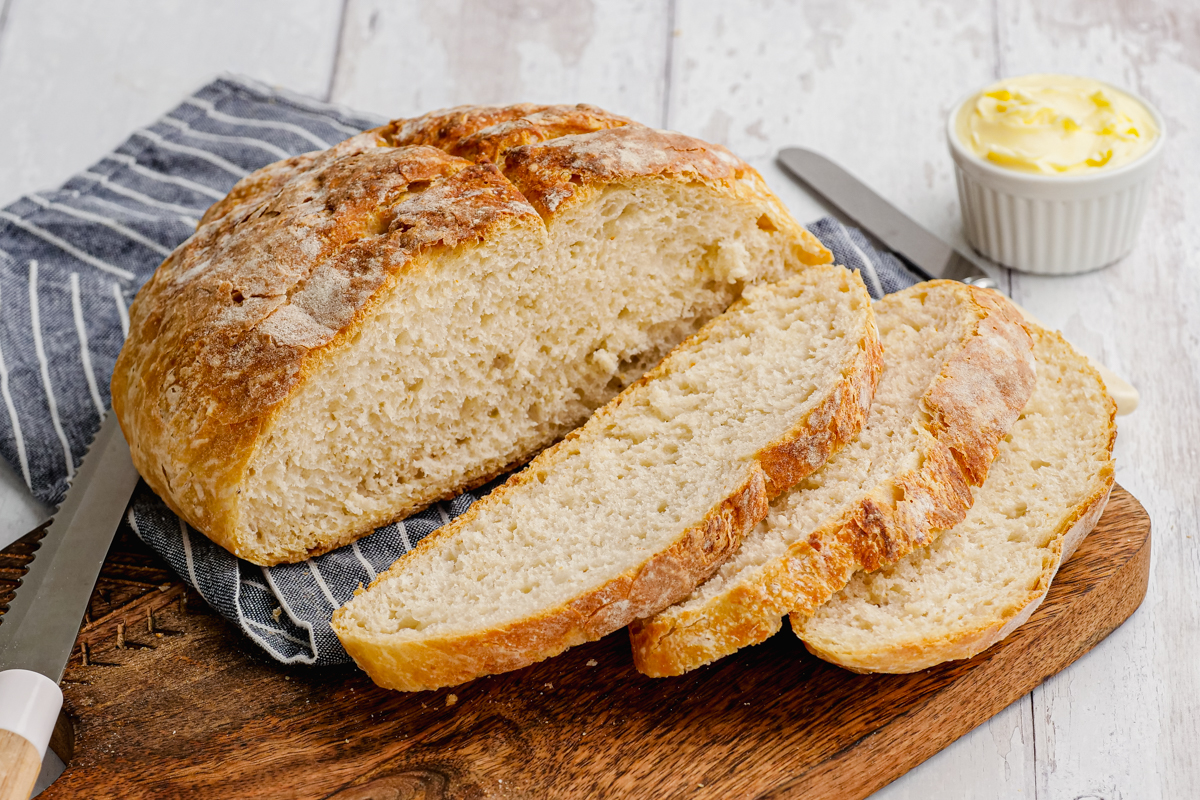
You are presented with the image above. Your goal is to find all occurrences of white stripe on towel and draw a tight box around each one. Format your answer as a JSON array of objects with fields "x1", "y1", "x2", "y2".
[
  {"x1": 158, "y1": 116, "x2": 292, "y2": 159},
  {"x1": 28, "y1": 261, "x2": 75, "y2": 480},
  {"x1": 180, "y1": 519, "x2": 208, "y2": 603},
  {"x1": 0, "y1": 282, "x2": 31, "y2": 488},
  {"x1": 131, "y1": 128, "x2": 250, "y2": 179},
  {"x1": 836, "y1": 225, "x2": 885, "y2": 298},
  {"x1": 244, "y1": 618, "x2": 315, "y2": 649},
  {"x1": 182, "y1": 96, "x2": 337, "y2": 148},
  {"x1": 263, "y1": 567, "x2": 321, "y2": 663},
  {"x1": 112, "y1": 283, "x2": 130, "y2": 339},
  {"x1": 221, "y1": 74, "x2": 372, "y2": 136},
  {"x1": 0, "y1": 211, "x2": 135, "y2": 280},
  {"x1": 350, "y1": 541, "x2": 377, "y2": 582},
  {"x1": 80, "y1": 169, "x2": 207, "y2": 220},
  {"x1": 28, "y1": 194, "x2": 173, "y2": 257},
  {"x1": 77, "y1": 192, "x2": 172, "y2": 223},
  {"x1": 307, "y1": 561, "x2": 339, "y2": 609},
  {"x1": 104, "y1": 153, "x2": 226, "y2": 200},
  {"x1": 69, "y1": 273, "x2": 105, "y2": 417}
]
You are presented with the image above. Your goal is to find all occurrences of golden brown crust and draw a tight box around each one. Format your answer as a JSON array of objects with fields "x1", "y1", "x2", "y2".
[
  {"x1": 335, "y1": 465, "x2": 769, "y2": 692},
  {"x1": 798, "y1": 328, "x2": 1119, "y2": 674},
  {"x1": 113, "y1": 103, "x2": 831, "y2": 565},
  {"x1": 924, "y1": 284, "x2": 1039, "y2": 486},
  {"x1": 380, "y1": 103, "x2": 829, "y2": 265},
  {"x1": 807, "y1": 481, "x2": 1112, "y2": 675},
  {"x1": 382, "y1": 103, "x2": 635, "y2": 165},
  {"x1": 332, "y1": 269, "x2": 880, "y2": 691},
  {"x1": 112, "y1": 142, "x2": 541, "y2": 560},
  {"x1": 628, "y1": 281, "x2": 1037, "y2": 677},
  {"x1": 756, "y1": 307, "x2": 884, "y2": 499},
  {"x1": 197, "y1": 149, "x2": 323, "y2": 229}
]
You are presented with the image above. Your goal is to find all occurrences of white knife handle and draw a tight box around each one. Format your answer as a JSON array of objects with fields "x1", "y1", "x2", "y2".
[
  {"x1": 0, "y1": 670, "x2": 62, "y2": 800},
  {"x1": 1010, "y1": 303, "x2": 1139, "y2": 416}
]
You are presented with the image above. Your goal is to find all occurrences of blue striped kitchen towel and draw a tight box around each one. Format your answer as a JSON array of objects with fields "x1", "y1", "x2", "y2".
[{"x1": 0, "y1": 75, "x2": 923, "y2": 665}]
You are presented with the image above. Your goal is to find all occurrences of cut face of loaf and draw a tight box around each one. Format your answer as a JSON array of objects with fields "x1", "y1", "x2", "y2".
[
  {"x1": 629, "y1": 281, "x2": 1036, "y2": 677},
  {"x1": 111, "y1": 104, "x2": 832, "y2": 565},
  {"x1": 795, "y1": 326, "x2": 1116, "y2": 673},
  {"x1": 332, "y1": 266, "x2": 882, "y2": 692}
]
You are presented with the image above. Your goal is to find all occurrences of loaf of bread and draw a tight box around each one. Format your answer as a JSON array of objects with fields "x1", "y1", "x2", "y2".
[
  {"x1": 112, "y1": 104, "x2": 831, "y2": 566},
  {"x1": 794, "y1": 325, "x2": 1115, "y2": 672},
  {"x1": 332, "y1": 266, "x2": 882, "y2": 691},
  {"x1": 629, "y1": 281, "x2": 1036, "y2": 677}
]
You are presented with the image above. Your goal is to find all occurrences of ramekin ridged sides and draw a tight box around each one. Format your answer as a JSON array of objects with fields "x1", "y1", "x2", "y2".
[{"x1": 947, "y1": 86, "x2": 1165, "y2": 276}]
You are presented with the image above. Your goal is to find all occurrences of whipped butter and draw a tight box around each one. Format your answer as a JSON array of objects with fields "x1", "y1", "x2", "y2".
[{"x1": 955, "y1": 74, "x2": 1158, "y2": 174}]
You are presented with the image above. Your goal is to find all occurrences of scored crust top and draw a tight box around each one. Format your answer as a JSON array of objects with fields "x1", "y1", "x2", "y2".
[{"x1": 111, "y1": 103, "x2": 833, "y2": 558}]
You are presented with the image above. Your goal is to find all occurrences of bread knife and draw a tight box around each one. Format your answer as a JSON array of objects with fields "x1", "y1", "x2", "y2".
[
  {"x1": 777, "y1": 147, "x2": 1138, "y2": 415},
  {"x1": 0, "y1": 413, "x2": 140, "y2": 798}
]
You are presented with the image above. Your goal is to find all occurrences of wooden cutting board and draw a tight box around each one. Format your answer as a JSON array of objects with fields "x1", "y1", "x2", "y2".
[{"x1": 0, "y1": 484, "x2": 1150, "y2": 800}]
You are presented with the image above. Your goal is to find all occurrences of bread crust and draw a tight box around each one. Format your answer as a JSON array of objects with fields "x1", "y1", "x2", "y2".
[
  {"x1": 629, "y1": 281, "x2": 1037, "y2": 677},
  {"x1": 332, "y1": 269, "x2": 881, "y2": 691},
  {"x1": 797, "y1": 327, "x2": 1118, "y2": 673},
  {"x1": 112, "y1": 104, "x2": 832, "y2": 565}
]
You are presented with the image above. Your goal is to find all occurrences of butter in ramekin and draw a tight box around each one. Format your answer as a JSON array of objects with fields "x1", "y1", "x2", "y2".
[{"x1": 954, "y1": 74, "x2": 1158, "y2": 175}]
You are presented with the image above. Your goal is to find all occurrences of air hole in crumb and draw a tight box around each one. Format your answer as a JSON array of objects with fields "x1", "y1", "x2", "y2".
[
  {"x1": 569, "y1": 174, "x2": 584, "y2": 186},
  {"x1": 756, "y1": 214, "x2": 778, "y2": 232},
  {"x1": 230, "y1": 289, "x2": 245, "y2": 305},
  {"x1": 1031, "y1": 459, "x2": 1051, "y2": 470},
  {"x1": 1005, "y1": 502, "x2": 1028, "y2": 519}
]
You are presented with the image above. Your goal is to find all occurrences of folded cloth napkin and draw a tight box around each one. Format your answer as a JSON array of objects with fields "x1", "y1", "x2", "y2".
[{"x1": 0, "y1": 75, "x2": 923, "y2": 665}]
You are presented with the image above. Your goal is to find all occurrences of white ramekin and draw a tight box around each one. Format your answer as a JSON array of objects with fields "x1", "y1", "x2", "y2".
[{"x1": 947, "y1": 82, "x2": 1165, "y2": 275}]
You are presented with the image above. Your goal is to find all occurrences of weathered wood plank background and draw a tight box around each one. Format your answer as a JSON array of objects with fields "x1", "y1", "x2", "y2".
[{"x1": 0, "y1": 1, "x2": 1195, "y2": 797}]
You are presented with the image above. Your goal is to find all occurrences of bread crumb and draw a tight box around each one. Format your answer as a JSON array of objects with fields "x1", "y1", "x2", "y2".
[
  {"x1": 446, "y1": 694, "x2": 458, "y2": 707},
  {"x1": 586, "y1": 659, "x2": 598, "y2": 667},
  {"x1": 544, "y1": 682, "x2": 554, "y2": 690},
  {"x1": 271, "y1": 606, "x2": 283, "y2": 622}
]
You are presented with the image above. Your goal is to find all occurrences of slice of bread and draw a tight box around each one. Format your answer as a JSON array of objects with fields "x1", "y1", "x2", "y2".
[
  {"x1": 332, "y1": 266, "x2": 882, "y2": 691},
  {"x1": 794, "y1": 326, "x2": 1116, "y2": 672},
  {"x1": 629, "y1": 281, "x2": 1036, "y2": 677},
  {"x1": 113, "y1": 104, "x2": 832, "y2": 566}
]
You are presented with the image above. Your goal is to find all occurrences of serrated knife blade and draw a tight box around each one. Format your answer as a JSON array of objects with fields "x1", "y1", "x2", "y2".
[{"x1": 0, "y1": 412, "x2": 140, "y2": 794}]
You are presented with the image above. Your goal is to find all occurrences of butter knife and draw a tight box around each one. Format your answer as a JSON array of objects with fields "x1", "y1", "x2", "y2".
[
  {"x1": 0, "y1": 413, "x2": 141, "y2": 798},
  {"x1": 777, "y1": 147, "x2": 1138, "y2": 415}
]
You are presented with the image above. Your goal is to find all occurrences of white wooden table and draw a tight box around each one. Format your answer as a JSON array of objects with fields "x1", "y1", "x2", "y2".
[{"x1": 1, "y1": 1, "x2": 1196, "y2": 797}]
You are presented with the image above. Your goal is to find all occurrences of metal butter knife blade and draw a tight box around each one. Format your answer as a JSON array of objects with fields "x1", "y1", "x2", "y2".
[
  {"x1": 778, "y1": 147, "x2": 999, "y2": 289},
  {"x1": 776, "y1": 146, "x2": 1139, "y2": 415},
  {"x1": 0, "y1": 412, "x2": 141, "y2": 794}
]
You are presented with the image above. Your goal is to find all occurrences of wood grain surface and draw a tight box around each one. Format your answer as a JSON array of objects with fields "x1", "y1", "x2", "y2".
[
  {"x1": 0, "y1": 730, "x2": 41, "y2": 800},
  {"x1": 0, "y1": 485, "x2": 1150, "y2": 800}
]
